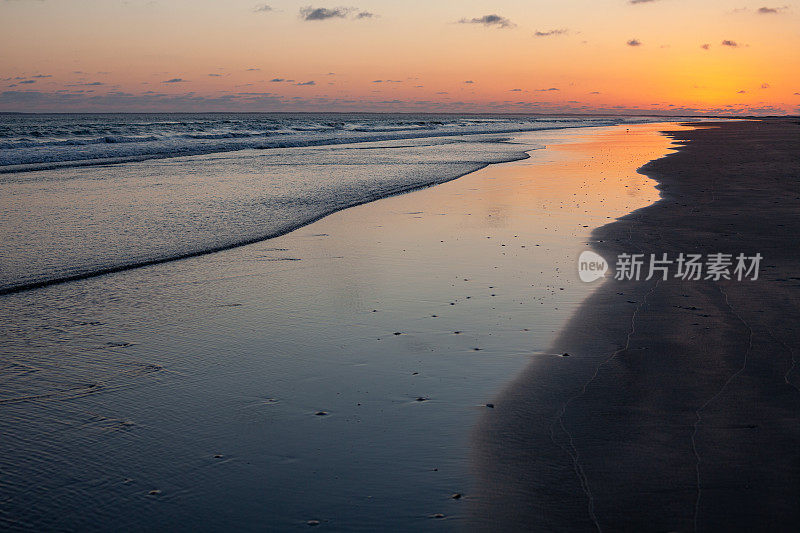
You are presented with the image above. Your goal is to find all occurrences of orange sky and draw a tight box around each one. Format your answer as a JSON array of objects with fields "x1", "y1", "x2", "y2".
[{"x1": 1, "y1": 0, "x2": 798, "y2": 114}]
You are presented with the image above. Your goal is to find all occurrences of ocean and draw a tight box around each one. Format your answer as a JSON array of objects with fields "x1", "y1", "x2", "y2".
[
  {"x1": 0, "y1": 113, "x2": 660, "y2": 294},
  {"x1": 0, "y1": 117, "x2": 683, "y2": 531}
]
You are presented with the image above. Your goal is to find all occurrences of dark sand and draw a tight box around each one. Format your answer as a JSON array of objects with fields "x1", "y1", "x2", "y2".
[{"x1": 472, "y1": 119, "x2": 800, "y2": 531}]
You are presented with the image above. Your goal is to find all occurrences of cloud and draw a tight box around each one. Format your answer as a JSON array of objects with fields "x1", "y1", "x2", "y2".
[
  {"x1": 296, "y1": 80, "x2": 316, "y2": 86},
  {"x1": 761, "y1": 83, "x2": 770, "y2": 89},
  {"x1": 270, "y1": 78, "x2": 286, "y2": 82},
  {"x1": 701, "y1": 43, "x2": 711, "y2": 50},
  {"x1": 629, "y1": 0, "x2": 658, "y2": 3},
  {"x1": 458, "y1": 14, "x2": 515, "y2": 29},
  {"x1": 0, "y1": 89, "x2": 289, "y2": 113},
  {"x1": 535, "y1": 87, "x2": 559, "y2": 91},
  {"x1": 721, "y1": 40, "x2": 738, "y2": 47},
  {"x1": 32, "y1": 74, "x2": 52, "y2": 78},
  {"x1": 372, "y1": 79, "x2": 401, "y2": 83},
  {"x1": 246, "y1": 68, "x2": 261, "y2": 71},
  {"x1": 253, "y1": 3, "x2": 272, "y2": 12},
  {"x1": 19, "y1": 80, "x2": 36, "y2": 84},
  {"x1": 627, "y1": 39, "x2": 642, "y2": 46},
  {"x1": 737, "y1": 90, "x2": 747, "y2": 93},
  {"x1": 589, "y1": 91, "x2": 601, "y2": 94},
  {"x1": 464, "y1": 80, "x2": 474, "y2": 84},
  {"x1": 300, "y1": 7, "x2": 350, "y2": 20},
  {"x1": 534, "y1": 28, "x2": 568, "y2": 37},
  {"x1": 757, "y1": 6, "x2": 788, "y2": 14},
  {"x1": 356, "y1": 11, "x2": 375, "y2": 18},
  {"x1": 209, "y1": 73, "x2": 223, "y2": 77},
  {"x1": 163, "y1": 78, "x2": 187, "y2": 83}
]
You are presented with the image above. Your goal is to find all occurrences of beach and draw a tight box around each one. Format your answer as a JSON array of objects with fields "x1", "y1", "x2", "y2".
[
  {"x1": 4, "y1": 0, "x2": 799, "y2": 529},
  {"x1": 0, "y1": 121, "x2": 687, "y2": 531},
  {"x1": 472, "y1": 119, "x2": 800, "y2": 531}
]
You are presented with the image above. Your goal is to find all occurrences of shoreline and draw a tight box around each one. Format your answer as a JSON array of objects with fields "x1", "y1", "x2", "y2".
[
  {"x1": 471, "y1": 118, "x2": 800, "y2": 531},
  {"x1": 0, "y1": 133, "x2": 534, "y2": 295},
  {"x1": 0, "y1": 155, "x2": 519, "y2": 296}
]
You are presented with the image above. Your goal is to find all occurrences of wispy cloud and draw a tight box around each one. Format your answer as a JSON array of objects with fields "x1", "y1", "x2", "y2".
[
  {"x1": 629, "y1": 0, "x2": 659, "y2": 3},
  {"x1": 534, "y1": 28, "x2": 568, "y2": 37},
  {"x1": 162, "y1": 78, "x2": 187, "y2": 83},
  {"x1": 301, "y1": 7, "x2": 349, "y2": 20},
  {"x1": 299, "y1": 6, "x2": 373, "y2": 21},
  {"x1": 296, "y1": 80, "x2": 316, "y2": 86},
  {"x1": 627, "y1": 39, "x2": 642, "y2": 46},
  {"x1": 458, "y1": 14, "x2": 515, "y2": 29},
  {"x1": 721, "y1": 39, "x2": 739, "y2": 47},
  {"x1": 730, "y1": 5, "x2": 787, "y2": 14},
  {"x1": 701, "y1": 43, "x2": 711, "y2": 50},
  {"x1": 757, "y1": 6, "x2": 788, "y2": 14},
  {"x1": 253, "y1": 3, "x2": 272, "y2": 12}
]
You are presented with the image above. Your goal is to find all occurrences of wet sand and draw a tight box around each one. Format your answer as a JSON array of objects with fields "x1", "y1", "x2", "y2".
[
  {"x1": 472, "y1": 119, "x2": 800, "y2": 531},
  {"x1": 0, "y1": 123, "x2": 683, "y2": 531}
]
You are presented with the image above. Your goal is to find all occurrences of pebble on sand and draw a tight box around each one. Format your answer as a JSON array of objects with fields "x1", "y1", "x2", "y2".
[
  {"x1": 148, "y1": 489, "x2": 161, "y2": 496},
  {"x1": 486, "y1": 403, "x2": 494, "y2": 408},
  {"x1": 307, "y1": 519, "x2": 320, "y2": 526},
  {"x1": 562, "y1": 352, "x2": 571, "y2": 357},
  {"x1": 451, "y1": 493, "x2": 462, "y2": 499},
  {"x1": 315, "y1": 411, "x2": 328, "y2": 416}
]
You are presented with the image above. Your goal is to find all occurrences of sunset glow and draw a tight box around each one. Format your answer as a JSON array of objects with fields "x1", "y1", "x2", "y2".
[{"x1": 2, "y1": 0, "x2": 799, "y2": 114}]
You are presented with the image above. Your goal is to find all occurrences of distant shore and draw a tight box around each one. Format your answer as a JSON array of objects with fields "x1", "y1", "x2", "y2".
[{"x1": 472, "y1": 119, "x2": 800, "y2": 531}]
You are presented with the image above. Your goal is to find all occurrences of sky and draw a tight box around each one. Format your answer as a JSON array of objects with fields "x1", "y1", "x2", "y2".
[{"x1": 1, "y1": 0, "x2": 798, "y2": 114}]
